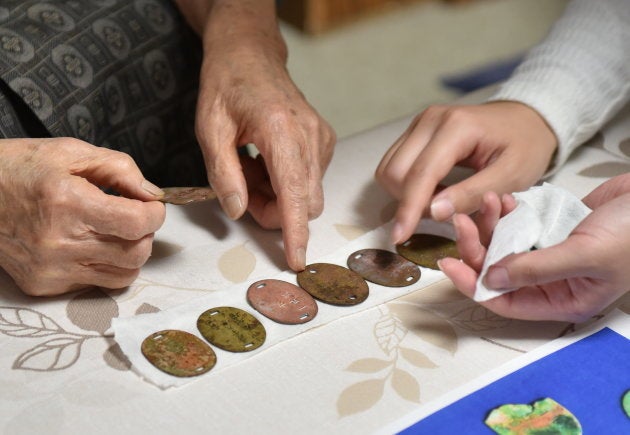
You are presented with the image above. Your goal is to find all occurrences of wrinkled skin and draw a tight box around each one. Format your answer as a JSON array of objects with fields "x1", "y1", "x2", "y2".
[
  {"x1": 0, "y1": 138, "x2": 165, "y2": 296},
  {"x1": 438, "y1": 174, "x2": 630, "y2": 322},
  {"x1": 376, "y1": 101, "x2": 557, "y2": 244},
  {"x1": 177, "y1": 0, "x2": 336, "y2": 271}
]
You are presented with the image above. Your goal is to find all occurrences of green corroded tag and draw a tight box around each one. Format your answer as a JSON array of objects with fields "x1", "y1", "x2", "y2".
[
  {"x1": 297, "y1": 263, "x2": 369, "y2": 306},
  {"x1": 347, "y1": 248, "x2": 420, "y2": 287},
  {"x1": 141, "y1": 329, "x2": 217, "y2": 377},
  {"x1": 159, "y1": 187, "x2": 216, "y2": 205},
  {"x1": 396, "y1": 233, "x2": 459, "y2": 270},
  {"x1": 197, "y1": 307, "x2": 266, "y2": 352},
  {"x1": 485, "y1": 398, "x2": 582, "y2": 435}
]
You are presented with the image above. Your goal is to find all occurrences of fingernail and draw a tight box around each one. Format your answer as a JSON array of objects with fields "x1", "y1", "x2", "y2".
[
  {"x1": 294, "y1": 247, "x2": 306, "y2": 270},
  {"x1": 391, "y1": 222, "x2": 404, "y2": 245},
  {"x1": 222, "y1": 193, "x2": 243, "y2": 220},
  {"x1": 142, "y1": 179, "x2": 164, "y2": 197},
  {"x1": 452, "y1": 214, "x2": 462, "y2": 240},
  {"x1": 431, "y1": 198, "x2": 455, "y2": 221},
  {"x1": 485, "y1": 266, "x2": 510, "y2": 289},
  {"x1": 436, "y1": 259, "x2": 444, "y2": 271}
]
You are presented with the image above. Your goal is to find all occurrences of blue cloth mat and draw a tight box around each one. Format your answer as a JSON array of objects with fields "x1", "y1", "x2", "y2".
[{"x1": 441, "y1": 54, "x2": 524, "y2": 93}]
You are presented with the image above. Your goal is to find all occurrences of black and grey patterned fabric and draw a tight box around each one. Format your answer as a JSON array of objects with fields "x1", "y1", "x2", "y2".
[{"x1": 0, "y1": 0, "x2": 207, "y2": 186}]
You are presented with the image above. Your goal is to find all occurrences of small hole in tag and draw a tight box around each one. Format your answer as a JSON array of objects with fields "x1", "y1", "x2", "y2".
[
  {"x1": 153, "y1": 334, "x2": 163, "y2": 341},
  {"x1": 299, "y1": 313, "x2": 309, "y2": 320},
  {"x1": 403, "y1": 241, "x2": 411, "y2": 247},
  {"x1": 354, "y1": 253, "x2": 362, "y2": 259},
  {"x1": 406, "y1": 276, "x2": 414, "y2": 282},
  {"x1": 308, "y1": 269, "x2": 317, "y2": 274},
  {"x1": 210, "y1": 311, "x2": 219, "y2": 316},
  {"x1": 195, "y1": 366, "x2": 205, "y2": 372},
  {"x1": 256, "y1": 282, "x2": 266, "y2": 289},
  {"x1": 244, "y1": 343, "x2": 253, "y2": 348},
  {"x1": 348, "y1": 295, "x2": 357, "y2": 300}
]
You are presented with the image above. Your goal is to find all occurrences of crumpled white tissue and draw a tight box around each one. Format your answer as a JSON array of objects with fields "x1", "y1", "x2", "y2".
[{"x1": 474, "y1": 183, "x2": 591, "y2": 302}]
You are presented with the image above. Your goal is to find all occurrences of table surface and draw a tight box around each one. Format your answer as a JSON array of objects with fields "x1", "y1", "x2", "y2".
[{"x1": 1, "y1": 88, "x2": 629, "y2": 434}]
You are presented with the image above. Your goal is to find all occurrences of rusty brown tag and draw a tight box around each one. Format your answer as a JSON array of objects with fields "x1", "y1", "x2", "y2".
[
  {"x1": 296, "y1": 263, "x2": 369, "y2": 306},
  {"x1": 247, "y1": 279, "x2": 318, "y2": 324},
  {"x1": 141, "y1": 329, "x2": 217, "y2": 377},
  {"x1": 396, "y1": 233, "x2": 459, "y2": 270},
  {"x1": 197, "y1": 306, "x2": 266, "y2": 352},
  {"x1": 159, "y1": 187, "x2": 217, "y2": 205},
  {"x1": 347, "y1": 248, "x2": 420, "y2": 287}
]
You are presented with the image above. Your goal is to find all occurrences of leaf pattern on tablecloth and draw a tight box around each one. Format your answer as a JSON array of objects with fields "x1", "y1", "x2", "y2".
[
  {"x1": 149, "y1": 240, "x2": 184, "y2": 259},
  {"x1": 339, "y1": 306, "x2": 436, "y2": 416},
  {"x1": 584, "y1": 131, "x2": 604, "y2": 149},
  {"x1": 13, "y1": 336, "x2": 84, "y2": 371},
  {"x1": 389, "y1": 302, "x2": 458, "y2": 354},
  {"x1": 0, "y1": 307, "x2": 65, "y2": 337},
  {"x1": 578, "y1": 162, "x2": 630, "y2": 178},
  {"x1": 450, "y1": 305, "x2": 511, "y2": 331},
  {"x1": 337, "y1": 378, "x2": 385, "y2": 417},
  {"x1": 103, "y1": 339, "x2": 131, "y2": 371},
  {"x1": 391, "y1": 368, "x2": 420, "y2": 403},
  {"x1": 135, "y1": 303, "x2": 160, "y2": 315},
  {"x1": 218, "y1": 242, "x2": 256, "y2": 283},
  {"x1": 67, "y1": 288, "x2": 119, "y2": 334},
  {"x1": 334, "y1": 223, "x2": 370, "y2": 240},
  {"x1": 620, "y1": 137, "x2": 630, "y2": 158}
]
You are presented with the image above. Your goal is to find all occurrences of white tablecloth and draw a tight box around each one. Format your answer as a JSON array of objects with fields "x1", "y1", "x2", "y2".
[{"x1": 1, "y1": 88, "x2": 629, "y2": 434}]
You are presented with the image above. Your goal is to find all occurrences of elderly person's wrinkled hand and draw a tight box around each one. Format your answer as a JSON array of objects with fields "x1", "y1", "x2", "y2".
[
  {"x1": 0, "y1": 138, "x2": 165, "y2": 296},
  {"x1": 376, "y1": 102, "x2": 557, "y2": 244},
  {"x1": 177, "y1": 0, "x2": 335, "y2": 272},
  {"x1": 438, "y1": 174, "x2": 630, "y2": 322}
]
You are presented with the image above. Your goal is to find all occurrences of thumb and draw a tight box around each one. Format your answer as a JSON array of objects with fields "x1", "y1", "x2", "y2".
[{"x1": 484, "y1": 237, "x2": 590, "y2": 289}]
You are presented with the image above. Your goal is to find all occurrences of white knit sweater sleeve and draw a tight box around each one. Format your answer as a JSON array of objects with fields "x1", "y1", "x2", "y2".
[{"x1": 487, "y1": 0, "x2": 630, "y2": 173}]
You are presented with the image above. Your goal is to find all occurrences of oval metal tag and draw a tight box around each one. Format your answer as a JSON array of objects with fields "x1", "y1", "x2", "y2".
[
  {"x1": 296, "y1": 263, "x2": 369, "y2": 306},
  {"x1": 247, "y1": 279, "x2": 318, "y2": 324},
  {"x1": 347, "y1": 248, "x2": 420, "y2": 287},
  {"x1": 160, "y1": 187, "x2": 216, "y2": 205},
  {"x1": 396, "y1": 234, "x2": 459, "y2": 270},
  {"x1": 141, "y1": 329, "x2": 217, "y2": 377},
  {"x1": 197, "y1": 306, "x2": 266, "y2": 352}
]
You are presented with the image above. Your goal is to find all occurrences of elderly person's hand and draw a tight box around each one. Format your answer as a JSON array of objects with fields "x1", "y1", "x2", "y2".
[
  {"x1": 175, "y1": 0, "x2": 335, "y2": 271},
  {"x1": 438, "y1": 173, "x2": 630, "y2": 322},
  {"x1": 0, "y1": 138, "x2": 165, "y2": 296},
  {"x1": 376, "y1": 102, "x2": 557, "y2": 244}
]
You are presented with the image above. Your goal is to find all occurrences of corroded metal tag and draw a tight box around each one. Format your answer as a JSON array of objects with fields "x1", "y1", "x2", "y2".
[
  {"x1": 197, "y1": 306, "x2": 266, "y2": 352},
  {"x1": 160, "y1": 187, "x2": 216, "y2": 205},
  {"x1": 247, "y1": 279, "x2": 318, "y2": 324},
  {"x1": 396, "y1": 233, "x2": 459, "y2": 270},
  {"x1": 347, "y1": 248, "x2": 420, "y2": 287},
  {"x1": 296, "y1": 263, "x2": 369, "y2": 306},
  {"x1": 141, "y1": 329, "x2": 217, "y2": 377}
]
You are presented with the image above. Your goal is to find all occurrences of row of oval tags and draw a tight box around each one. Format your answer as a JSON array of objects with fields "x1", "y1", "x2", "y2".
[{"x1": 141, "y1": 233, "x2": 459, "y2": 378}]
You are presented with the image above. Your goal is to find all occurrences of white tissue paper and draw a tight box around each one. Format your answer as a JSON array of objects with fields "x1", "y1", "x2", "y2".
[{"x1": 474, "y1": 183, "x2": 591, "y2": 302}]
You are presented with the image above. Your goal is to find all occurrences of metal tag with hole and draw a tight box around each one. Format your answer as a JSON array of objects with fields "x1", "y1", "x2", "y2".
[
  {"x1": 197, "y1": 306, "x2": 266, "y2": 352},
  {"x1": 347, "y1": 248, "x2": 421, "y2": 287},
  {"x1": 247, "y1": 279, "x2": 318, "y2": 325},
  {"x1": 141, "y1": 329, "x2": 217, "y2": 377},
  {"x1": 296, "y1": 263, "x2": 369, "y2": 306},
  {"x1": 396, "y1": 234, "x2": 459, "y2": 270},
  {"x1": 159, "y1": 187, "x2": 216, "y2": 205}
]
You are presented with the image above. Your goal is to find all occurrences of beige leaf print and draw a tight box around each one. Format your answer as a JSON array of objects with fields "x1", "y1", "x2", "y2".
[
  {"x1": 584, "y1": 131, "x2": 604, "y2": 149},
  {"x1": 346, "y1": 358, "x2": 392, "y2": 373},
  {"x1": 149, "y1": 240, "x2": 184, "y2": 260},
  {"x1": 389, "y1": 303, "x2": 458, "y2": 354},
  {"x1": 374, "y1": 311, "x2": 407, "y2": 355},
  {"x1": 218, "y1": 242, "x2": 256, "y2": 283},
  {"x1": 391, "y1": 368, "x2": 421, "y2": 403},
  {"x1": 450, "y1": 305, "x2": 511, "y2": 331},
  {"x1": 13, "y1": 336, "x2": 83, "y2": 371},
  {"x1": 337, "y1": 378, "x2": 386, "y2": 417},
  {"x1": 0, "y1": 307, "x2": 64, "y2": 337},
  {"x1": 334, "y1": 224, "x2": 370, "y2": 241},
  {"x1": 66, "y1": 288, "x2": 119, "y2": 334},
  {"x1": 399, "y1": 347, "x2": 437, "y2": 368},
  {"x1": 578, "y1": 162, "x2": 630, "y2": 178},
  {"x1": 135, "y1": 303, "x2": 160, "y2": 315},
  {"x1": 103, "y1": 340, "x2": 131, "y2": 371},
  {"x1": 620, "y1": 137, "x2": 630, "y2": 158}
]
